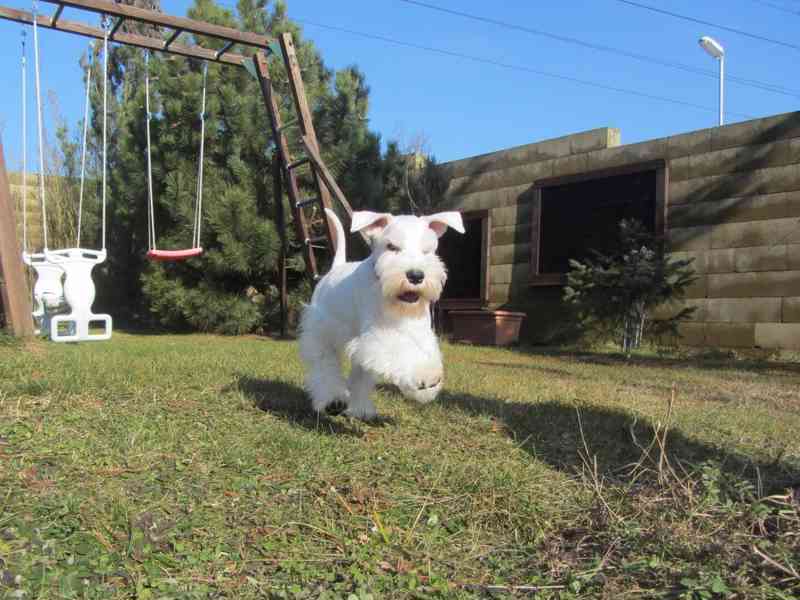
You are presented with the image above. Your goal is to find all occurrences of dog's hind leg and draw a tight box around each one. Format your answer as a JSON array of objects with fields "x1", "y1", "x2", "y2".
[
  {"x1": 345, "y1": 364, "x2": 377, "y2": 420},
  {"x1": 299, "y1": 328, "x2": 350, "y2": 414}
]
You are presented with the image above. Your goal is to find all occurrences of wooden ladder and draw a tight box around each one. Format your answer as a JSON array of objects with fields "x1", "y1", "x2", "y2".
[{"x1": 253, "y1": 33, "x2": 360, "y2": 283}]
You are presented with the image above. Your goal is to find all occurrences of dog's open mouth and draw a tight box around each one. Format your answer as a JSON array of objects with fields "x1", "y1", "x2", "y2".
[{"x1": 397, "y1": 291, "x2": 420, "y2": 303}]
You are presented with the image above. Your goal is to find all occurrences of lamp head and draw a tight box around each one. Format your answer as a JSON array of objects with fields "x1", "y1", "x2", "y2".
[{"x1": 699, "y1": 36, "x2": 724, "y2": 59}]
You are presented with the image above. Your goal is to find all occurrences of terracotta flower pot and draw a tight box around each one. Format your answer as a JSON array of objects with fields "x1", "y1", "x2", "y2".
[{"x1": 449, "y1": 309, "x2": 526, "y2": 346}]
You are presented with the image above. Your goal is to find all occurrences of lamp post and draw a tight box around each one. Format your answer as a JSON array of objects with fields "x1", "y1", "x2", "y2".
[{"x1": 699, "y1": 36, "x2": 725, "y2": 126}]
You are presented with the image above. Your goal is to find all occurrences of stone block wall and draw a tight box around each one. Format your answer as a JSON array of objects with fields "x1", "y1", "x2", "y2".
[{"x1": 440, "y1": 112, "x2": 800, "y2": 349}]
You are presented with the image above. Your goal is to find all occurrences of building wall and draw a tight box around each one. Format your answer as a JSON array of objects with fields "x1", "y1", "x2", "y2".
[{"x1": 440, "y1": 112, "x2": 800, "y2": 349}]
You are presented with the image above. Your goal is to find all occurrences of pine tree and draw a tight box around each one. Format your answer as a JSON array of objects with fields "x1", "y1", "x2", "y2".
[{"x1": 563, "y1": 219, "x2": 698, "y2": 355}]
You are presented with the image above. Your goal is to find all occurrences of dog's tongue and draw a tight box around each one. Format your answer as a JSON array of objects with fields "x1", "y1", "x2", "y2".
[{"x1": 398, "y1": 292, "x2": 420, "y2": 303}]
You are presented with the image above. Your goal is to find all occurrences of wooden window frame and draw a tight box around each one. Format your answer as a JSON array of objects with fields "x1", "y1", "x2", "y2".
[
  {"x1": 439, "y1": 209, "x2": 492, "y2": 309},
  {"x1": 529, "y1": 159, "x2": 669, "y2": 287}
]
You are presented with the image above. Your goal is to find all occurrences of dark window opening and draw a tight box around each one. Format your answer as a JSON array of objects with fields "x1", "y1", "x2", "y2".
[
  {"x1": 438, "y1": 210, "x2": 489, "y2": 307},
  {"x1": 539, "y1": 169, "x2": 658, "y2": 275}
]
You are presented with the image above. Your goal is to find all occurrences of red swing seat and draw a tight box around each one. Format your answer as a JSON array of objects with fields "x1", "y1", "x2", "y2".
[{"x1": 147, "y1": 247, "x2": 203, "y2": 262}]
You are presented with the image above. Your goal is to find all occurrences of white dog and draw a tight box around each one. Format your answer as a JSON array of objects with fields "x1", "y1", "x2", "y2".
[{"x1": 299, "y1": 208, "x2": 465, "y2": 420}]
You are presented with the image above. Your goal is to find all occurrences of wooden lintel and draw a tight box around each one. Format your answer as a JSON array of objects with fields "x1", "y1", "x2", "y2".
[
  {"x1": 0, "y1": 6, "x2": 248, "y2": 67},
  {"x1": 41, "y1": 0, "x2": 270, "y2": 49}
]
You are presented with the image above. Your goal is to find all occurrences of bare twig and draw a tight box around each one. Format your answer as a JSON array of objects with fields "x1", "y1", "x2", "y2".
[
  {"x1": 752, "y1": 544, "x2": 800, "y2": 580},
  {"x1": 576, "y1": 407, "x2": 622, "y2": 523}
]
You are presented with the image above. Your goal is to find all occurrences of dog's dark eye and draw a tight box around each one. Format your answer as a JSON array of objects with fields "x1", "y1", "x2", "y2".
[{"x1": 386, "y1": 243, "x2": 401, "y2": 252}]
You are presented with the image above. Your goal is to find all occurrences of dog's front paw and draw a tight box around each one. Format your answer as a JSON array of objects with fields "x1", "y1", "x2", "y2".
[
  {"x1": 311, "y1": 389, "x2": 350, "y2": 416},
  {"x1": 325, "y1": 400, "x2": 348, "y2": 416},
  {"x1": 399, "y1": 366, "x2": 443, "y2": 404}
]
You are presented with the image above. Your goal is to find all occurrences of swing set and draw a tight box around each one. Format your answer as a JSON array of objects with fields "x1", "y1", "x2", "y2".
[{"x1": 0, "y1": 0, "x2": 360, "y2": 339}]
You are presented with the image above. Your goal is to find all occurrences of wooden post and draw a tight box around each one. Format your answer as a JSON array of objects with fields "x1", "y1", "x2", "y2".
[
  {"x1": 0, "y1": 138, "x2": 34, "y2": 337},
  {"x1": 273, "y1": 153, "x2": 288, "y2": 339}
]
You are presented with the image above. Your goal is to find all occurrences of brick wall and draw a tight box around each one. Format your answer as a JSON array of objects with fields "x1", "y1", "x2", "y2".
[{"x1": 440, "y1": 112, "x2": 800, "y2": 349}]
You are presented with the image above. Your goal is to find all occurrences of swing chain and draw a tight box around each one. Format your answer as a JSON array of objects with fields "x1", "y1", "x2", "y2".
[
  {"x1": 144, "y1": 49, "x2": 157, "y2": 251},
  {"x1": 20, "y1": 29, "x2": 27, "y2": 253},
  {"x1": 194, "y1": 61, "x2": 209, "y2": 248},
  {"x1": 32, "y1": 0, "x2": 48, "y2": 251}
]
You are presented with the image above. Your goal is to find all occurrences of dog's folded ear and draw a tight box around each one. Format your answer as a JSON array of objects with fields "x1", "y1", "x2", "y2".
[
  {"x1": 351, "y1": 211, "x2": 393, "y2": 237},
  {"x1": 424, "y1": 212, "x2": 466, "y2": 237}
]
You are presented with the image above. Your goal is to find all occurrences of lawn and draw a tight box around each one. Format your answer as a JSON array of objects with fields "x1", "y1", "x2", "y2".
[{"x1": 0, "y1": 333, "x2": 798, "y2": 599}]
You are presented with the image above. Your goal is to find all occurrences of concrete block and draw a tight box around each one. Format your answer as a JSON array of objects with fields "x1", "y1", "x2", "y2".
[
  {"x1": 492, "y1": 224, "x2": 532, "y2": 246},
  {"x1": 443, "y1": 153, "x2": 501, "y2": 181},
  {"x1": 711, "y1": 120, "x2": 763, "y2": 152},
  {"x1": 754, "y1": 323, "x2": 800, "y2": 350},
  {"x1": 455, "y1": 169, "x2": 508, "y2": 196},
  {"x1": 490, "y1": 263, "x2": 530, "y2": 285},
  {"x1": 684, "y1": 275, "x2": 708, "y2": 299},
  {"x1": 788, "y1": 244, "x2": 800, "y2": 270},
  {"x1": 584, "y1": 138, "x2": 667, "y2": 172},
  {"x1": 705, "y1": 322, "x2": 756, "y2": 348},
  {"x1": 490, "y1": 265, "x2": 513, "y2": 285},
  {"x1": 782, "y1": 297, "x2": 800, "y2": 322},
  {"x1": 670, "y1": 156, "x2": 691, "y2": 182},
  {"x1": 675, "y1": 322, "x2": 706, "y2": 346},
  {"x1": 505, "y1": 183, "x2": 538, "y2": 204},
  {"x1": 585, "y1": 146, "x2": 629, "y2": 172},
  {"x1": 734, "y1": 245, "x2": 788, "y2": 272},
  {"x1": 756, "y1": 112, "x2": 800, "y2": 144},
  {"x1": 491, "y1": 204, "x2": 532, "y2": 228},
  {"x1": 689, "y1": 140, "x2": 792, "y2": 179},
  {"x1": 667, "y1": 191, "x2": 800, "y2": 227},
  {"x1": 668, "y1": 179, "x2": 695, "y2": 206},
  {"x1": 490, "y1": 242, "x2": 532, "y2": 265},
  {"x1": 706, "y1": 249, "x2": 735, "y2": 273},
  {"x1": 650, "y1": 298, "x2": 706, "y2": 321},
  {"x1": 528, "y1": 136, "x2": 572, "y2": 162},
  {"x1": 707, "y1": 271, "x2": 800, "y2": 298},
  {"x1": 502, "y1": 161, "x2": 554, "y2": 188},
  {"x1": 489, "y1": 283, "x2": 510, "y2": 304},
  {"x1": 550, "y1": 153, "x2": 589, "y2": 178},
  {"x1": 444, "y1": 189, "x2": 494, "y2": 211},
  {"x1": 668, "y1": 250, "x2": 707, "y2": 274},
  {"x1": 710, "y1": 217, "x2": 800, "y2": 249},
  {"x1": 669, "y1": 165, "x2": 800, "y2": 205},
  {"x1": 791, "y1": 138, "x2": 800, "y2": 162},
  {"x1": 668, "y1": 226, "x2": 713, "y2": 251},
  {"x1": 705, "y1": 298, "x2": 782, "y2": 322},
  {"x1": 569, "y1": 128, "x2": 621, "y2": 154},
  {"x1": 666, "y1": 128, "x2": 713, "y2": 159}
]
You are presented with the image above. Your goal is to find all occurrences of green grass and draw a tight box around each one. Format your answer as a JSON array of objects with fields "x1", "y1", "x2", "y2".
[{"x1": 1, "y1": 333, "x2": 799, "y2": 599}]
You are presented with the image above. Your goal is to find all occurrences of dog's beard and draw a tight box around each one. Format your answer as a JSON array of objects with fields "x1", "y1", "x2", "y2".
[{"x1": 375, "y1": 254, "x2": 446, "y2": 318}]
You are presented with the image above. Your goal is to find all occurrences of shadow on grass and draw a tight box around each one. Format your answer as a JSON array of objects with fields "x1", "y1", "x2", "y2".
[
  {"x1": 233, "y1": 376, "x2": 364, "y2": 437},
  {"x1": 507, "y1": 345, "x2": 800, "y2": 377},
  {"x1": 439, "y1": 391, "x2": 800, "y2": 493},
  {"x1": 473, "y1": 360, "x2": 590, "y2": 380}
]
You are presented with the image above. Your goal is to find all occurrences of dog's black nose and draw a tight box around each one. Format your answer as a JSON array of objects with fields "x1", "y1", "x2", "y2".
[{"x1": 406, "y1": 269, "x2": 425, "y2": 285}]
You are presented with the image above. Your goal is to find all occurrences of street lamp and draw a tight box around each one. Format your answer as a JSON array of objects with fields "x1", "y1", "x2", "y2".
[{"x1": 699, "y1": 36, "x2": 725, "y2": 126}]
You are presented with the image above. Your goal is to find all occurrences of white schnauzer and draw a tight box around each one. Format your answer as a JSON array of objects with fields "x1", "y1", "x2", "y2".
[{"x1": 299, "y1": 208, "x2": 465, "y2": 420}]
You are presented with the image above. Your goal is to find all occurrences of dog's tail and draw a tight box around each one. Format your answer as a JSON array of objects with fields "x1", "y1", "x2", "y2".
[{"x1": 324, "y1": 208, "x2": 347, "y2": 269}]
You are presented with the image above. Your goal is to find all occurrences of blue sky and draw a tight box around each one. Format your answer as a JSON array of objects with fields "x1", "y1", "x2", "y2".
[{"x1": 1, "y1": 0, "x2": 798, "y2": 172}]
